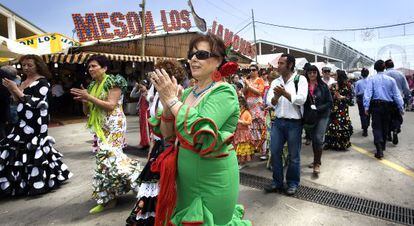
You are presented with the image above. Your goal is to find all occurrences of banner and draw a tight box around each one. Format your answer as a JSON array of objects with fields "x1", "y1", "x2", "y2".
[{"x1": 17, "y1": 33, "x2": 80, "y2": 55}]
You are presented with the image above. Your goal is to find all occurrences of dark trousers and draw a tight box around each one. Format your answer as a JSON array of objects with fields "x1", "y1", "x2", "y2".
[
  {"x1": 388, "y1": 103, "x2": 403, "y2": 134},
  {"x1": 357, "y1": 95, "x2": 370, "y2": 130},
  {"x1": 370, "y1": 101, "x2": 392, "y2": 145}
]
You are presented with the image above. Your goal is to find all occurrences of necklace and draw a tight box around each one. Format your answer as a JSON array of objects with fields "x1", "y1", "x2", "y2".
[{"x1": 192, "y1": 82, "x2": 216, "y2": 98}]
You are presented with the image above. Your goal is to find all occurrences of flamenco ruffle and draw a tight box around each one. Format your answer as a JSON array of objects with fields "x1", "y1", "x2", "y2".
[
  {"x1": 0, "y1": 135, "x2": 73, "y2": 197},
  {"x1": 126, "y1": 214, "x2": 155, "y2": 226},
  {"x1": 126, "y1": 184, "x2": 158, "y2": 225},
  {"x1": 175, "y1": 104, "x2": 235, "y2": 158},
  {"x1": 170, "y1": 197, "x2": 251, "y2": 226},
  {"x1": 92, "y1": 144, "x2": 141, "y2": 204}
]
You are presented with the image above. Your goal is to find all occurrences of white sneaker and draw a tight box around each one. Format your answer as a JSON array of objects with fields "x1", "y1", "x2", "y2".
[{"x1": 260, "y1": 155, "x2": 268, "y2": 161}]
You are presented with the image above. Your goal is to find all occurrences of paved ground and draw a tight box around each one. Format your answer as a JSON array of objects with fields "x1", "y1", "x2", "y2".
[{"x1": 0, "y1": 106, "x2": 413, "y2": 225}]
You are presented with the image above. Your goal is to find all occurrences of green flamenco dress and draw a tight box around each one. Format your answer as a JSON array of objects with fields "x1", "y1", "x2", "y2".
[{"x1": 150, "y1": 83, "x2": 251, "y2": 226}]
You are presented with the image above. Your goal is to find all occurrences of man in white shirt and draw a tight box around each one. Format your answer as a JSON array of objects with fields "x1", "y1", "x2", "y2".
[{"x1": 264, "y1": 54, "x2": 308, "y2": 196}]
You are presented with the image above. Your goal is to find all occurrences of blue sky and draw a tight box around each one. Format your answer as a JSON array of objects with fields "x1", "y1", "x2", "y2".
[{"x1": 2, "y1": 0, "x2": 414, "y2": 68}]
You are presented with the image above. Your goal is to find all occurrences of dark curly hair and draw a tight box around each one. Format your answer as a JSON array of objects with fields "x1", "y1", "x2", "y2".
[
  {"x1": 86, "y1": 55, "x2": 110, "y2": 69},
  {"x1": 154, "y1": 59, "x2": 187, "y2": 85},
  {"x1": 19, "y1": 54, "x2": 51, "y2": 79}
]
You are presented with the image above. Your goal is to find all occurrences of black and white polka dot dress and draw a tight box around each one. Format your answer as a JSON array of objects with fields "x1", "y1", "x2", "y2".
[{"x1": 0, "y1": 78, "x2": 73, "y2": 197}]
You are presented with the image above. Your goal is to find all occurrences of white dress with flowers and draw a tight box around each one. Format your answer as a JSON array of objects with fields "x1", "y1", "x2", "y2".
[{"x1": 88, "y1": 75, "x2": 141, "y2": 205}]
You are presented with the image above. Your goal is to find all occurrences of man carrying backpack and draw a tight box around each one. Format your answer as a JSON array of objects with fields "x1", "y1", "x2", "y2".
[{"x1": 264, "y1": 54, "x2": 308, "y2": 196}]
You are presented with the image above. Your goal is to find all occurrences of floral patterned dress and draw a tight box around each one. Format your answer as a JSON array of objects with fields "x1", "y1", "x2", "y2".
[
  {"x1": 244, "y1": 77, "x2": 266, "y2": 154},
  {"x1": 324, "y1": 83, "x2": 354, "y2": 150},
  {"x1": 88, "y1": 75, "x2": 141, "y2": 205}
]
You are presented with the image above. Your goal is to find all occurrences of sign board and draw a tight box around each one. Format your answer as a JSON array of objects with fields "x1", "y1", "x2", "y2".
[
  {"x1": 72, "y1": 10, "x2": 192, "y2": 42},
  {"x1": 71, "y1": 10, "x2": 255, "y2": 58},
  {"x1": 17, "y1": 33, "x2": 80, "y2": 55},
  {"x1": 208, "y1": 21, "x2": 256, "y2": 58}
]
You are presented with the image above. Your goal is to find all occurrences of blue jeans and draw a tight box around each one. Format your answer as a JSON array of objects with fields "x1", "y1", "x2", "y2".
[
  {"x1": 311, "y1": 116, "x2": 330, "y2": 151},
  {"x1": 270, "y1": 118, "x2": 303, "y2": 188}
]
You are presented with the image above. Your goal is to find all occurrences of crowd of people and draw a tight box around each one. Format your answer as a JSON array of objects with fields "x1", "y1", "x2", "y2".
[{"x1": 0, "y1": 32, "x2": 410, "y2": 225}]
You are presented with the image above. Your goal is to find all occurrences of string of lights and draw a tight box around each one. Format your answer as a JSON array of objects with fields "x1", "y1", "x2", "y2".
[{"x1": 255, "y1": 20, "x2": 414, "y2": 32}]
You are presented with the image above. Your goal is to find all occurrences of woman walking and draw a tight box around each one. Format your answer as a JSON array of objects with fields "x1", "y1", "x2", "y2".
[
  {"x1": 71, "y1": 55, "x2": 141, "y2": 213},
  {"x1": 0, "y1": 55, "x2": 72, "y2": 197},
  {"x1": 324, "y1": 70, "x2": 353, "y2": 151},
  {"x1": 303, "y1": 66, "x2": 333, "y2": 174}
]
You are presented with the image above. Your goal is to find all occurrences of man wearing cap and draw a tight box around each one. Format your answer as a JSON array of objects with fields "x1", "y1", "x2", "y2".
[
  {"x1": 322, "y1": 67, "x2": 336, "y2": 88},
  {"x1": 363, "y1": 60, "x2": 404, "y2": 159}
]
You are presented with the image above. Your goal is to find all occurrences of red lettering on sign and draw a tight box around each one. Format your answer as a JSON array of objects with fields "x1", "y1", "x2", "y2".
[
  {"x1": 161, "y1": 10, "x2": 173, "y2": 32},
  {"x1": 223, "y1": 29, "x2": 233, "y2": 47},
  {"x1": 216, "y1": 24, "x2": 224, "y2": 39},
  {"x1": 96, "y1": 12, "x2": 114, "y2": 39},
  {"x1": 139, "y1": 11, "x2": 156, "y2": 34},
  {"x1": 72, "y1": 13, "x2": 101, "y2": 42},
  {"x1": 126, "y1": 12, "x2": 142, "y2": 36},
  {"x1": 239, "y1": 38, "x2": 246, "y2": 54},
  {"x1": 180, "y1": 10, "x2": 191, "y2": 30},
  {"x1": 110, "y1": 12, "x2": 128, "y2": 38},
  {"x1": 169, "y1": 10, "x2": 181, "y2": 30},
  {"x1": 232, "y1": 35, "x2": 240, "y2": 50},
  {"x1": 208, "y1": 21, "x2": 217, "y2": 34}
]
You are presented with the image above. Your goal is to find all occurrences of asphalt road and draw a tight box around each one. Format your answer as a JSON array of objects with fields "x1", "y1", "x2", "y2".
[{"x1": 1, "y1": 106, "x2": 413, "y2": 226}]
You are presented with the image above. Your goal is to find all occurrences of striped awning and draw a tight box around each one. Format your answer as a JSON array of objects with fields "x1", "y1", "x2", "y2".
[{"x1": 42, "y1": 52, "x2": 182, "y2": 64}]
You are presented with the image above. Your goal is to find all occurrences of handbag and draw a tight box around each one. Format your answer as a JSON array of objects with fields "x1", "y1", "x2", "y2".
[{"x1": 303, "y1": 94, "x2": 318, "y2": 128}]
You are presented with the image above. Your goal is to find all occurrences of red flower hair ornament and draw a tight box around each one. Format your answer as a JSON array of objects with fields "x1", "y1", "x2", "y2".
[{"x1": 211, "y1": 61, "x2": 239, "y2": 82}]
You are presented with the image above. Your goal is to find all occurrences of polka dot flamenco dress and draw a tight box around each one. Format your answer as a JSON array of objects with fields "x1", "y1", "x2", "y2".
[{"x1": 0, "y1": 78, "x2": 73, "y2": 197}]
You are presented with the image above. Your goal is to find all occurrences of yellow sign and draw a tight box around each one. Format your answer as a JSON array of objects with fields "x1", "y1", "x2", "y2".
[{"x1": 17, "y1": 33, "x2": 80, "y2": 55}]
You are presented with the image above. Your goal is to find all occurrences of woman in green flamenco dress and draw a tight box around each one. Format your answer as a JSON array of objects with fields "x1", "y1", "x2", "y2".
[
  {"x1": 71, "y1": 55, "x2": 141, "y2": 214},
  {"x1": 148, "y1": 33, "x2": 251, "y2": 226}
]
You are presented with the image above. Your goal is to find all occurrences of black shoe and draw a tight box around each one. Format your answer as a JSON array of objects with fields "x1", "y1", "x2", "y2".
[
  {"x1": 387, "y1": 134, "x2": 392, "y2": 142},
  {"x1": 362, "y1": 129, "x2": 368, "y2": 137},
  {"x1": 264, "y1": 184, "x2": 283, "y2": 193},
  {"x1": 285, "y1": 187, "x2": 298, "y2": 196},
  {"x1": 375, "y1": 143, "x2": 384, "y2": 159},
  {"x1": 392, "y1": 132, "x2": 398, "y2": 145},
  {"x1": 375, "y1": 152, "x2": 384, "y2": 159}
]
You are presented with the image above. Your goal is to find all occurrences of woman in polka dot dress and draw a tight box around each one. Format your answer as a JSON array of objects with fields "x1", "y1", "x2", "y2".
[{"x1": 0, "y1": 55, "x2": 73, "y2": 197}]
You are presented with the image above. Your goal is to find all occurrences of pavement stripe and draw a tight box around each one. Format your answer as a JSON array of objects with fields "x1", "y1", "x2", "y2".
[{"x1": 351, "y1": 144, "x2": 414, "y2": 179}]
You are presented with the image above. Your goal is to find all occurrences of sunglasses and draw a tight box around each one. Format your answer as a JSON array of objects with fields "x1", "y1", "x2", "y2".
[
  {"x1": 187, "y1": 50, "x2": 217, "y2": 60},
  {"x1": 249, "y1": 68, "x2": 257, "y2": 72}
]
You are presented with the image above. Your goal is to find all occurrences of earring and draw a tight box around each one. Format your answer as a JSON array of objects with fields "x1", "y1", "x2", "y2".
[{"x1": 211, "y1": 69, "x2": 222, "y2": 82}]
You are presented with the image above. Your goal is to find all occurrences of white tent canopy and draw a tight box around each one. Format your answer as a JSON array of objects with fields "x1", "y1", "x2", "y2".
[
  {"x1": 256, "y1": 53, "x2": 283, "y2": 67},
  {"x1": 295, "y1": 58, "x2": 309, "y2": 71},
  {"x1": 256, "y1": 54, "x2": 310, "y2": 70},
  {"x1": 311, "y1": 62, "x2": 340, "y2": 72},
  {"x1": 0, "y1": 35, "x2": 39, "y2": 58}
]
